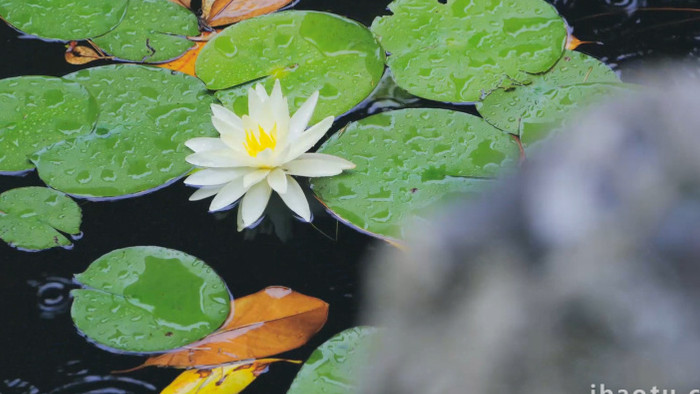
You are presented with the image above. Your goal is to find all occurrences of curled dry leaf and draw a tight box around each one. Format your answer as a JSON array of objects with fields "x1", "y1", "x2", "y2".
[
  {"x1": 566, "y1": 34, "x2": 595, "y2": 50},
  {"x1": 161, "y1": 359, "x2": 300, "y2": 394},
  {"x1": 141, "y1": 286, "x2": 329, "y2": 369},
  {"x1": 65, "y1": 41, "x2": 112, "y2": 65},
  {"x1": 202, "y1": 0, "x2": 293, "y2": 27},
  {"x1": 167, "y1": 0, "x2": 191, "y2": 8},
  {"x1": 156, "y1": 32, "x2": 215, "y2": 76}
]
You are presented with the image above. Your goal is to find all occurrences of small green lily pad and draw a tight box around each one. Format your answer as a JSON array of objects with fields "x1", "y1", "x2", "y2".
[
  {"x1": 0, "y1": 76, "x2": 98, "y2": 173},
  {"x1": 71, "y1": 246, "x2": 231, "y2": 353},
  {"x1": 92, "y1": 0, "x2": 199, "y2": 63},
  {"x1": 0, "y1": 0, "x2": 128, "y2": 41},
  {"x1": 198, "y1": 11, "x2": 385, "y2": 124},
  {"x1": 311, "y1": 108, "x2": 519, "y2": 240},
  {"x1": 0, "y1": 187, "x2": 82, "y2": 251},
  {"x1": 477, "y1": 50, "x2": 621, "y2": 133},
  {"x1": 33, "y1": 65, "x2": 217, "y2": 198},
  {"x1": 287, "y1": 327, "x2": 379, "y2": 394},
  {"x1": 371, "y1": 0, "x2": 568, "y2": 102}
]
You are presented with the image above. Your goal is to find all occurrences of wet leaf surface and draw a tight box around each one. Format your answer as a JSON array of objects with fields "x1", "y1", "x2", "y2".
[
  {"x1": 141, "y1": 286, "x2": 328, "y2": 368},
  {"x1": 287, "y1": 326, "x2": 378, "y2": 394},
  {"x1": 92, "y1": 0, "x2": 199, "y2": 63},
  {"x1": 197, "y1": 11, "x2": 385, "y2": 124},
  {"x1": 204, "y1": 0, "x2": 294, "y2": 27},
  {"x1": 162, "y1": 359, "x2": 297, "y2": 393},
  {"x1": 0, "y1": 187, "x2": 81, "y2": 251},
  {"x1": 71, "y1": 246, "x2": 231, "y2": 353},
  {"x1": 371, "y1": 0, "x2": 568, "y2": 102},
  {"x1": 311, "y1": 108, "x2": 519, "y2": 240},
  {"x1": 0, "y1": 0, "x2": 128, "y2": 41},
  {"x1": 0, "y1": 76, "x2": 98, "y2": 173},
  {"x1": 477, "y1": 50, "x2": 621, "y2": 133},
  {"x1": 33, "y1": 65, "x2": 216, "y2": 198}
]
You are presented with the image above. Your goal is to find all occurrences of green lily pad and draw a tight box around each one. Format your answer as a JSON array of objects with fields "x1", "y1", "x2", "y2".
[
  {"x1": 33, "y1": 65, "x2": 217, "y2": 199},
  {"x1": 92, "y1": 0, "x2": 199, "y2": 63},
  {"x1": 310, "y1": 108, "x2": 519, "y2": 240},
  {"x1": 477, "y1": 50, "x2": 621, "y2": 133},
  {"x1": 198, "y1": 11, "x2": 385, "y2": 124},
  {"x1": 0, "y1": 187, "x2": 81, "y2": 251},
  {"x1": 0, "y1": 0, "x2": 128, "y2": 41},
  {"x1": 287, "y1": 327, "x2": 379, "y2": 394},
  {"x1": 0, "y1": 76, "x2": 98, "y2": 173},
  {"x1": 370, "y1": 0, "x2": 568, "y2": 102},
  {"x1": 71, "y1": 246, "x2": 231, "y2": 353}
]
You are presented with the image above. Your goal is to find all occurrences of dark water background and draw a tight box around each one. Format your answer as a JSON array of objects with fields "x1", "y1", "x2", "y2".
[{"x1": 1, "y1": 0, "x2": 698, "y2": 392}]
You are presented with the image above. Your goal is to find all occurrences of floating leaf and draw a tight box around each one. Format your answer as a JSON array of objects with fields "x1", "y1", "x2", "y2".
[
  {"x1": 65, "y1": 42, "x2": 113, "y2": 65},
  {"x1": 71, "y1": 246, "x2": 231, "y2": 353},
  {"x1": 162, "y1": 359, "x2": 298, "y2": 394},
  {"x1": 0, "y1": 187, "x2": 81, "y2": 251},
  {"x1": 311, "y1": 108, "x2": 519, "y2": 241},
  {"x1": 0, "y1": 0, "x2": 128, "y2": 41},
  {"x1": 203, "y1": 0, "x2": 293, "y2": 27},
  {"x1": 141, "y1": 286, "x2": 328, "y2": 368},
  {"x1": 477, "y1": 50, "x2": 621, "y2": 133},
  {"x1": 370, "y1": 0, "x2": 568, "y2": 102},
  {"x1": 92, "y1": 0, "x2": 199, "y2": 63},
  {"x1": 197, "y1": 11, "x2": 385, "y2": 124},
  {"x1": 287, "y1": 327, "x2": 379, "y2": 394},
  {"x1": 157, "y1": 32, "x2": 215, "y2": 77},
  {"x1": 0, "y1": 76, "x2": 98, "y2": 173},
  {"x1": 33, "y1": 65, "x2": 216, "y2": 198}
]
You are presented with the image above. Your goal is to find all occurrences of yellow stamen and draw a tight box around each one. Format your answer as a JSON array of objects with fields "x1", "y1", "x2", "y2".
[{"x1": 244, "y1": 123, "x2": 277, "y2": 157}]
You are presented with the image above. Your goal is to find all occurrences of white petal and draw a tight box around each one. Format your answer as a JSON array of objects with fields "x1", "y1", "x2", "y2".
[
  {"x1": 212, "y1": 117, "x2": 245, "y2": 142},
  {"x1": 186, "y1": 150, "x2": 253, "y2": 168},
  {"x1": 185, "y1": 137, "x2": 228, "y2": 153},
  {"x1": 270, "y1": 80, "x2": 290, "y2": 138},
  {"x1": 255, "y1": 83, "x2": 269, "y2": 101},
  {"x1": 278, "y1": 175, "x2": 311, "y2": 222},
  {"x1": 184, "y1": 168, "x2": 249, "y2": 186},
  {"x1": 240, "y1": 181, "x2": 272, "y2": 228},
  {"x1": 211, "y1": 104, "x2": 243, "y2": 130},
  {"x1": 209, "y1": 177, "x2": 249, "y2": 212},
  {"x1": 189, "y1": 185, "x2": 223, "y2": 201},
  {"x1": 248, "y1": 85, "x2": 266, "y2": 120},
  {"x1": 289, "y1": 90, "x2": 319, "y2": 139},
  {"x1": 267, "y1": 167, "x2": 288, "y2": 194},
  {"x1": 284, "y1": 153, "x2": 356, "y2": 177},
  {"x1": 284, "y1": 116, "x2": 334, "y2": 161},
  {"x1": 243, "y1": 168, "x2": 270, "y2": 188},
  {"x1": 236, "y1": 201, "x2": 245, "y2": 232}
]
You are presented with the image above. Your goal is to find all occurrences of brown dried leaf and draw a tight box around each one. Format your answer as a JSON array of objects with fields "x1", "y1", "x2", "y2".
[
  {"x1": 205, "y1": 0, "x2": 293, "y2": 27},
  {"x1": 142, "y1": 286, "x2": 328, "y2": 369},
  {"x1": 156, "y1": 32, "x2": 215, "y2": 77},
  {"x1": 167, "y1": 0, "x2": 191, "y2": 8},
  {"x1": 65, "y1": 42, "x2": 112, "y2": 65}
]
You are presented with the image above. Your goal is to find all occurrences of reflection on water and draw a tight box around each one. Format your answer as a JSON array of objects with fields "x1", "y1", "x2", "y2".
[{"x1": 28, "y1": 276, "x2": 76, "y2": 319}]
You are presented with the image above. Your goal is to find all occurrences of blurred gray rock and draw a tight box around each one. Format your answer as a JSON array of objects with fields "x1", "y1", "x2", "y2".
[{"x1": 360, "y1": 69, "x2": 700, "y2": 394}]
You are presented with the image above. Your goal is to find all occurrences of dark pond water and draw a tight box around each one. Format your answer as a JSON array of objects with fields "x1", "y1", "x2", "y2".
[{"x1": 1, "y1": 0, "x2": 698, "y2": 393}]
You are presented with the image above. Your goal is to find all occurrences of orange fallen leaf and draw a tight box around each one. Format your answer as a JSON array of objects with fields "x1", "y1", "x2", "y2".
[
  {"x1": 156, "y1": 32, "x2": 215, "y2": 77},
  {"x1": 203, "y1": 0, "x2": 293, "y2": 27},
  {"x1": 140, "y1": 286, "x2": 328, "y2": 369},
  {"x1": 65, "y1": 41, "x2": 113, "y2": 65},
  {"x1": 566, "y1": 34, "x2": 596, "y2": 50},
  {"x1": 161, "y1": 359, "x2": 300, "y2": 394},
  {"x1": 167, "y1": 0, "x2": 191, "y2": 8}
]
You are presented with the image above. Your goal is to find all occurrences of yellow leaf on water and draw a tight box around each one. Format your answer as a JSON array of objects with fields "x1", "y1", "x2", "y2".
[
  {"x1": 155, "y1": 32, "x2": 215, "y2": 77},
  {"x1": 203, "y1": 0, "x2": 293, "y2": 27},
  {"x1": 161, "y1": 359, "x2": 299, "y2": 394},
  {"x1": 167, "y1": 0, "x2": 191, "y2": 8}
]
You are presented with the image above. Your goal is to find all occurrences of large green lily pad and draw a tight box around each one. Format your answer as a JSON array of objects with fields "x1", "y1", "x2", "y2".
[
  {"x1": 33, "y1": 65, "x2": 217, "y2": 199},
  {"x1": 477, "y1": 50, "x2": 621, "y2": 133},
  {"x1": 287, "y1": 327, "x2": 379, "y2": 394},
  {"x1": 0, "y1": 0, "x2": 128, "y2": 41},
  {"x1": 92, "y1": 0, "x2": 199, "y2": 63},
  {"x1": 71, "y1": 246, "x2": 231, "y2": 353},
  {"x1": 0, "y1": 187, "x2": 82, "y2": 251},
  {"x1": 310, "y1": 108, "x2": 519, "y2": 240},
  {"x1": 0, "y1": 76, "x2": 98, "y2": 173},
  {"x1": 198, "y1": 11, "x2": 385, "y2": 124},
  {"x1": 371, "y1": 0, "x2": 568, "y2": 102}
]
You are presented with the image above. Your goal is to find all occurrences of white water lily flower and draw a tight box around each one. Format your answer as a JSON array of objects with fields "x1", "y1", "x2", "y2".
[{"x1": 184, "y1": 80, "x2": 355, "y2": 230}]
